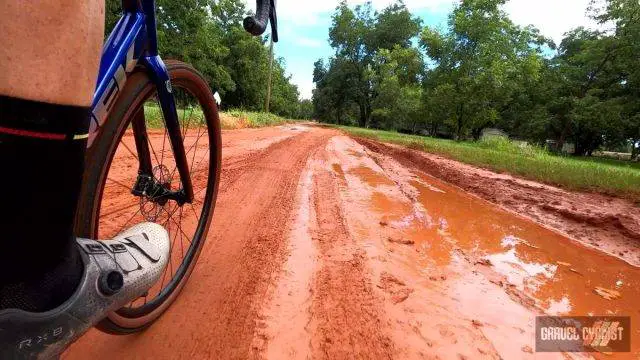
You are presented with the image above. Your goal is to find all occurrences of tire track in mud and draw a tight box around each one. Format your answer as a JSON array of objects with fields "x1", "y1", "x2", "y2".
[
  {"x1": 308, "y1": 151, "x2": 394, "y2": 359},
  {"x1": 189, "y1": 130, "x2": 332, "y2": 358},
  {"x1": 65, "y1": 127, "x2": 333, "y2": 359}
]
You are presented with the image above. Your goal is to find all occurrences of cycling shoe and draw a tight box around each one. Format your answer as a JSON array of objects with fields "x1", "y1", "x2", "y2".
[{"x1": 0, "y1": 223, "x2": 170, "y2": 360}]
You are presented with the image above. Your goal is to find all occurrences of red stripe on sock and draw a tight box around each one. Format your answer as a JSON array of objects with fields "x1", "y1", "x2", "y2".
[{"x1": 0, "y1": 126, "x2": 66, "y2": 140}]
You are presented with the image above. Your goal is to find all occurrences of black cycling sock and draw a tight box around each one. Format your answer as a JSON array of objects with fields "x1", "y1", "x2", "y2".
[{"x1": 0, "y1": 96, "x2": 89, "y2": 312}]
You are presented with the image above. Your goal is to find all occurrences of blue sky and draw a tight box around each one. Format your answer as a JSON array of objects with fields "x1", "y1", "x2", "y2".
[{"x1": 245, "y1": 0, "x2": 597, "y2": 99}]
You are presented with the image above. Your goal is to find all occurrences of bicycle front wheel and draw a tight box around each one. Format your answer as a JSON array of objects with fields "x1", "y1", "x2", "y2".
[{"x1": 76, "y1": 60, "x2": 221, "y2": 334}]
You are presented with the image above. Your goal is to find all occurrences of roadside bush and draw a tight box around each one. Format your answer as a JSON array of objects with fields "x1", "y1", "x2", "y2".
[{"x1": 477, "y1": 137, "x2": 544, "y2": 158}]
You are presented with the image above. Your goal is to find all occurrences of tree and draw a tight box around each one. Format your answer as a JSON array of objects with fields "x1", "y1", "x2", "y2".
[
  {"x1": 594, "y1": 0, "x2": 640, "y2": 158},
  {"x1": 315, "y1": 0, "x2": 422, "y2": 128},
  {"x1": 296, "y1": 99, "x2": 314, "y2": 120},
  {"x1": 420, "y1": 0, "x2": 548, "y2": 140},
  {"x1": 328, "y1": 1, "x2": 376, "y2": 127},
  {"x1": 542, "y1": 0, "x2": 640, "y2": 155},
  {"x1": 371, "y1": 47, "x2": 423, "y2": 131},
  {"x1": 313, "y1": 58, "x2": 359, "y2": 124}
]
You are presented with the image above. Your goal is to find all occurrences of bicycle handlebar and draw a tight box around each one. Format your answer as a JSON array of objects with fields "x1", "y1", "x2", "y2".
[{"x1": 243, "y1": 0, "x2": 278, "y2": 42}]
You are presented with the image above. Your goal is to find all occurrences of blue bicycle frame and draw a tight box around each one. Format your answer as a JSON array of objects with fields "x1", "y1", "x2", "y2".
[{"x1": 90, "y1": 0, "x2": 193, "y2": 202}]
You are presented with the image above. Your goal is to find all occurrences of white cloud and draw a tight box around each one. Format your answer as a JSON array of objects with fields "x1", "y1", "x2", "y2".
[
  {"x1": 278, "y1": 24, "x2": 325, "y2": 47},
  {"x1": 292, "y1": 35, "x2": 324, "y2": 48},
  {"x1": 503, "y1": 0, "x2": 599, "y2": 45}
]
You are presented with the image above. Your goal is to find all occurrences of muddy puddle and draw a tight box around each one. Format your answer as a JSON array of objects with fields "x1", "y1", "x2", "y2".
[
  {"x1": 347, "y1": 159, "x2": 640, "y2": 356},
  {"x1": 350, "y1": 165, "x2": 396, "y2": 187},
  {"x1": 410, "y1": 173, "x2": 638, "y2": 317}
]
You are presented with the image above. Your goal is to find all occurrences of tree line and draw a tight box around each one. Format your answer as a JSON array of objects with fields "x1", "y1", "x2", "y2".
[
  {"x1": 105, "y1": 0, "x2": 313, "y2": 119},
  {"x1": 312, "y1": 0, "x2": 640, "y2": 158}
]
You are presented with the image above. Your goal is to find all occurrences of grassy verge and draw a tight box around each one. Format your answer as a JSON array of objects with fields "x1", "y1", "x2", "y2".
[
  {"x1": 220, "y1": 110, "x2": 292, "y2": 129},
  {"x1": 143, "y1": 104, "x2": 294, "y2": 130},
  {"x1": 336, "y1": 125, "x2": 640, "y2": 199}
]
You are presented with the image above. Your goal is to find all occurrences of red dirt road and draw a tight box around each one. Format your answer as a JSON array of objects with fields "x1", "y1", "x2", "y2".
[{"x1": 65, "y1": 125, "x2": 640, "y2": 359}]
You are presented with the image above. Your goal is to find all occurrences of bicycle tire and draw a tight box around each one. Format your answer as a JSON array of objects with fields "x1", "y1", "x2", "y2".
[{"x1": 75, "y1": 60, "x2": 221, "y2": 334}]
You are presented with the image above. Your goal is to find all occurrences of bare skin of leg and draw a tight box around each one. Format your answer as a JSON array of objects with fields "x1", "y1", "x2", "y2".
[{"x1": 0, "y1": 0, "x2": 104, "y2": 106}]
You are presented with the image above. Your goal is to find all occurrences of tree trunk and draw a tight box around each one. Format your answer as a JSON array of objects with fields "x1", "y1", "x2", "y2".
[
  {"x1": 631, "y1": 139, "x2": 639, "y2": 161},
  {"x1": 455, "y1": 102, "x2": 465, "y2": 141},
  {"x1": 557, "y1": 116, "x2": 571, "y2": 153},
  {"x1": 358, "y1": 100, "x2": 370, "y2": 128},
  {"x1": 358, "y1": 103, "x2": 367, "y2": 127},
  {"x1": 472, "y1": 127, "x2": 483, "y2": 141},
  {"x1": 455, "y1": 121, "x2": 463, "y2": 141},
  {"x1": 573, "y1": 140, "x2": 587, "y2": 157}
]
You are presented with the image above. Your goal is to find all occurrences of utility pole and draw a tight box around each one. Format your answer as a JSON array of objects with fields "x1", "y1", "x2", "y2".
[{"x1": 265, "y1": 34, "x2": 274, "y2": 113}]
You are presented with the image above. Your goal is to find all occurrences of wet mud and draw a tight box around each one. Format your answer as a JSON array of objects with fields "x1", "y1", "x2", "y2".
[{"x1": 65, "y1": 126, "x2": 639, "y2": 359}]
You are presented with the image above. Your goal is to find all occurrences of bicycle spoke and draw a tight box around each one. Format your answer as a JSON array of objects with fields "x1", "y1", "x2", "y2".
[
  {"x1": 168, "y1": 228, "x2": 177, "y2": 280},
  {"x1": 119, "y1": 139, "x2": 139, "y2": 161},
  {"x1": 190, "y1": 148, "x2": 209, "y2": 176},
  {"x1": 171, "y1": 125, "x2": 207, "y2": 191},
  {"x1": 117, "y1": 207, "x2": 143, "y2": 235},
  {"x1": 160, "y1": 125, "x2": 167, "y2": 166},
  {"x1": 168, "y1": 123, "x2": 205, "y2": 183},
  {"x1": 191, "y1": 196, "x2": 204, "y2": 207},
  {"x1": 178, "y1": 207, "x2": 185, "y2": 258},
  {"x1": 168, "y1": 216, "x2": 192, "y2": 245},
  {"x1": 184, "y1": 124, "x2": 205, "y2": 158},
  {"x1": 158, "y1": 205, "x2": 181, "y2": 288},
  {"x1": 147, "y1": 132, "x2": 161, "y2": 166},
  {"x1": 191, "y1": 186, "x2": 207, "y2": 201},
  {"x1": 158, "y1": 230, "x2": 177, "y2": 290},
  {"x1": 189, "y1": 160, "x2": 209, "y2": 175},
  {"x1": 188, "y1": 131, "x2": 203, "y2": 178},
  {"x1": 101, "y1": 202, "x2": 138, "y2": 218},
  {"x1": 188, "y1": 166, "x2": 209, "y2": 176},
  {"x1": 106, "y1": 177, "x2": 133, "y2": 192},
  {"x1": 188, "y1": 204, "x2": 200, "y2": 223},
  {"x1": 161, "y1": 202, "x2": 181, "y2": 223},
  {"x1": 181, "y1": 107, "x2": 187, "y2": 138},
  {"x1": 181, "y1": 106, "x2": 195, "y2": 140}
]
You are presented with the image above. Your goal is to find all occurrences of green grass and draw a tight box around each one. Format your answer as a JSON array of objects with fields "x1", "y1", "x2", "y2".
[
  {"x1": 143, "y1": 105, "x2": 293, "y2": 130},
  {"x1": 572, "y1": 155, "x2": 640, "y2": 171},
  {"x1": 143, "y1": 104, "x2": 166, "y2": 128},
  {"x1": 336, "y1": 125, "x2": 640, "y2": 199},
  {"x1": 223, "y1": 109, "x2": 292, "y2": 129},
  {"x1": 143, "y1": 104, "x2": 207, "y2": 129}
]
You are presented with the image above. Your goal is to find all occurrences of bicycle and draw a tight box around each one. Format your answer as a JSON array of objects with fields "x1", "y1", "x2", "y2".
[{"x1": 73, "y1": 0, "x2": 278, "y2": 334}]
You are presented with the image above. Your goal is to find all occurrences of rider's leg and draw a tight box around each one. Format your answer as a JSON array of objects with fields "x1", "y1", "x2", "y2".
[
  {"x1": 0, "y1": 4, "x2": 171, "y2": 356},
  {"x1": 0, "y1": 0, "x2": 104, "y2": 312}
]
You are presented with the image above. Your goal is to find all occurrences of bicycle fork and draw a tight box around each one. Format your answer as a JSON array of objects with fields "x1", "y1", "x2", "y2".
[{"x1": 130, "y1": 56, "x2": 194, "y2": 206}]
